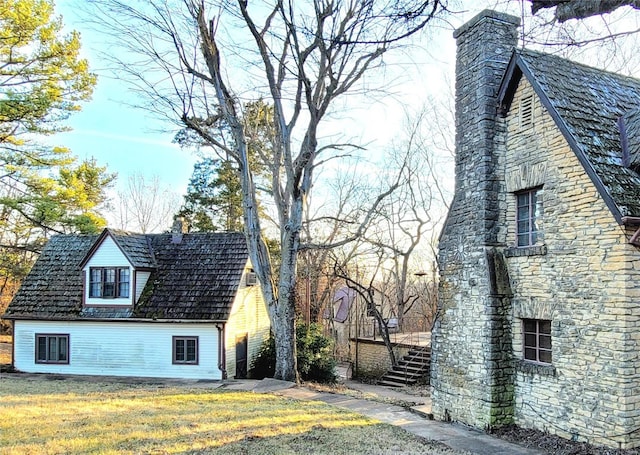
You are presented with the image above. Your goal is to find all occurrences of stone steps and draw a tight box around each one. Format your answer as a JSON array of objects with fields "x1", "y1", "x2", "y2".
[{"x1": 379, "y1": 347, "x2": 430, "y2": 387}]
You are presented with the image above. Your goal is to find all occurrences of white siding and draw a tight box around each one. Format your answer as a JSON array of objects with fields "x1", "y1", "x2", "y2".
[
  {"x1": 85, "y1": 236, "x2": 129, "y2": 267},
  {"x1": 83, "y1": 236, "x2": 133, "y2": 306},
  {"x1": 225, "y1": 266, "x2": 271, "y2": 377},
  {"x1": 135, "y1": 271, "x2": 151, "y2": 300},
  {"x1": 13, "y1": 320, "x2": 222, "y2": 380}
]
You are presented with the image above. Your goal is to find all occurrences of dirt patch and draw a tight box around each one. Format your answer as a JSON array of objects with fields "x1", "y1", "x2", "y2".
[
  {"x1": 0, "y1": 341, "x2": 11, "y2": 366},
  {"x1": 493, "y1": 425, "x2": 640, "y2": 455}
]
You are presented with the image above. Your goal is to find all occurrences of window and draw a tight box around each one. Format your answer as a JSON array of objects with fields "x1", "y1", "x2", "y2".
[
  {"x1": 118, "y1": 268, "x2": 130, "y2": 298},
  {"x1": 173, "y1": 336, "x2": 198, "y2": 364},
  {"x1": 523, "y1": 319, "x2": 551, "y2": 364},
  {"x1": 516, "y1": 188, "x2": 543, "y2": 247},
  {"x1": 89, "y1": 267, "x2": 130, "y2": 298},
  {"x1": 246, "y1": 272, "x2": 257, "y2": 286},
  {"x1": 36, "y1": 334, "x2": 69, "y2": 364}
]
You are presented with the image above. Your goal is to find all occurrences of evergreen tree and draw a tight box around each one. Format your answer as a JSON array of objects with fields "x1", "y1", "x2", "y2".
[
  {"x1": 177, "y1": 100, "x2": 274, "y2": 232},
  {"x1": 0, "y1": 0, "x2": 108, "y2": 328}
]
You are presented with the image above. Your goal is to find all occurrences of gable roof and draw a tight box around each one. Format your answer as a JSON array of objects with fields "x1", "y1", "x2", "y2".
[
  {"x1": 79, "y1": 228, "x2": 156, "y2": 269},
  {"x1": 5, "y1": 230, "x2": 250, "y2": 321},
  {"x1": 497, "y1": 48, "x2": 640, "y2": 222}
]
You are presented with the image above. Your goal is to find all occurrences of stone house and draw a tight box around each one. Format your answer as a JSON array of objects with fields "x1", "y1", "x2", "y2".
[
  {"x1": 432, "y1": 9, "x2": 640, "y2": 449},
  {"x1": 4, "y1": 227, "x2": 270, "y2": 380}
]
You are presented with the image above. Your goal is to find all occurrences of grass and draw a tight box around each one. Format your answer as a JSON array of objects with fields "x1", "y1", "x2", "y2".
[{"x1": 0, "y1": 376, "x2": 462, "y2": 455}]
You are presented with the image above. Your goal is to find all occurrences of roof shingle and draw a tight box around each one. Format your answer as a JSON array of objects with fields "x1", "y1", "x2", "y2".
[
  {"x1": 6, "y1": 235, "x2": 97, "y2": 319},
  {"x1": 4, "y1": 230, "x2": 249, "y2": 321},
  {"x1": 135, "y1": 233, "x2": 249, "y2": 320},
  {"x1": 500, "y1": 49, "x2": 640, "y2": 219}
]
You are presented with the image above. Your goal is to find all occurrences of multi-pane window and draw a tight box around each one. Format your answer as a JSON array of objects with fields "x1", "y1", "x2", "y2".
[
  {"x1": 516, "y1": 188, "x2": 543, "y2": 247},
  {"x1": 173, "y1": 336, "x2": 198, "y2": 364},
  {"x1": 36, "y1": 334, "x2": 69, "y2": 364},
  {"x1": 118, "y1": 268, "x2": 130, "y2": 298},
  {"x1": 89, "y1": 267, "x2": 130, "y2": 298},
  {"x1": 523, "y1": 319, "x2": 552, "y2": 364}
]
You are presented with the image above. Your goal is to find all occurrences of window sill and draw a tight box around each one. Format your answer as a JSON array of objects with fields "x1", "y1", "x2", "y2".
[
  {"x1": 504, "y1": 245, "x2": 547, "y2": 257},
  {"x1": 518, "y1": 360, "x2": 556, "y2": 376}
]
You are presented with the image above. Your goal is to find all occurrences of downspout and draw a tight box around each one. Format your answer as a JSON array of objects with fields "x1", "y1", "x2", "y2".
[
  {"x1": 622, "y1": 216, "x2": 640, "y2": 246},
  {"x1": 216, "y1": 323, "x2": 227, "y2": 379}
]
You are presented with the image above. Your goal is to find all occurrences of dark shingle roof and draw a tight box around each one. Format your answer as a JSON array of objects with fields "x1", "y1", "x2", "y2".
[
  {"x1": 498, "y1": 48, "x2": 640, "y2": 220},
  {"x1": 79, "y1": 229, "x2": 156, "y2": 269},
  {"x1": 110, "y1": 230, "x2": 157, "y2": 268},
  {"x1": 4, "y1": 230, "x2": 249, "y2": 321},
  {"x1": 134, "y1": 233, "x2": 248, "y2": 320},
  {"x1": 5, "y1": 235, "x2": 98, "y2": 319}
]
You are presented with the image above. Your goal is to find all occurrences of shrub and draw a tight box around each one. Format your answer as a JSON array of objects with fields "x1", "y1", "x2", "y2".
[
  {"x1": 249, "y1": 322, "x2": 337, "y2": 383},
  {"x1": 249, "y1": 332, "x2": 276, "y2": 379}
]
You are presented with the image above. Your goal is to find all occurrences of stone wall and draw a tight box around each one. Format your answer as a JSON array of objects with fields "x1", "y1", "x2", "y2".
[
  {"x1": 350, "y1": 338, "x2": 411, "y2": 379},
  {"x1": 434, "y1": 7, "x2": 640, "y2": 450},
  {"x1": 503, "y1": 78, "x2": 640, "y2": 449},
  {"x1": 431, "y1": 10, "x2": 520, "y2": 429}
]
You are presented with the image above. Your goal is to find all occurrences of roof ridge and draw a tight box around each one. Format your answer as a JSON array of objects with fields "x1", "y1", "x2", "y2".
[{"x1": 516, "y1": 48, "x2": 640, "y2": 86}]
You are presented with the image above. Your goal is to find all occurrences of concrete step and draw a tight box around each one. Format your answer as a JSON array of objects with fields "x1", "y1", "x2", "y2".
[
  {"x1": 377, "y1": 380, "x2": 401, "y2": 387},
  {"x1": 405, "y1": 353, "x2": 431, "y2": 361},
  {"x1": 390, "y1": 365, "x2": 427, "y2": 375},
  {"x1": 397, "y1": 361, "x2": 429, "y2": 370},
  {"x1": 379, "y1": 376, "x2": 418, "y2": 387},
  {"x1": 408, "y1": 349, "x2": 430, "y2": 356},
  {"x1": 378, "y1": 346, "x2": 431, "y2": 387},
  {"x1": 381, "y1": 372, "x2": 420, "y2": 384}
]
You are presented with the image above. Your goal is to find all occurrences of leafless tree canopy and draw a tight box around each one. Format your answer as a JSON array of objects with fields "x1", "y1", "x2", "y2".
[
  {"x1": 111, "y1": 174, "x2": 181, "y2": 233},
  {"x1": 87, "y1": 0, "x2": 449, "y2": 381}
]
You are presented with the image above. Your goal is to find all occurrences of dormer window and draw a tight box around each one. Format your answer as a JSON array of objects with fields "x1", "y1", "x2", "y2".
[{"x1": 89, "y1": 267, "x2": 130, "y2": 298}]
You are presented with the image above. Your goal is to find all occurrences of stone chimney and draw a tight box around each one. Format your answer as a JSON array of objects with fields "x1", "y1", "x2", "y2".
[
  {"x1": 171, "y1": 217, "x2": 189, "y2": 243},
  {"x1": 450, "y1": 9, "x2": 520, "y2": 244},
  {"x1": 431, "y1": 10, "x2": 520, "y2": 428}
]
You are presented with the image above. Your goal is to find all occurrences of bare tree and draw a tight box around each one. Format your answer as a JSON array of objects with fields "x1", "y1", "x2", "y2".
[
  {"x1": 334, "y1": 256, "x2": 399, "y2": 365},
  {"x1": 87, "y1": 0, "x2": 448, "y2": 381},
  {"x1": 298, "y1": 160, "x2": 379, "y2": 323},
  {"x1": 111, "y1": 173, "x2": 181, "y2": 233},
  {"x1": 328, "y1": 105, "x2": 451, "y2": 369},
  {"x1": 529, "y1": 0, "x2": 639, "y2": 22},
  {"x1": 481, "y1": 0, "x2": 640, "y2": 82}
]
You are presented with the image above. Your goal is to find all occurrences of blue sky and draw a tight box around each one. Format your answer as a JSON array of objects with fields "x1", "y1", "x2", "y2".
[
  {"x1": 51, "y1": 0, "x2": 640, "y2": 208},
  {"x1": 55, "y1": 1, "x2": 199, "y2": 197},
  {"x1": 51, "y1": 1, "x2": 472, "y2": 203}
]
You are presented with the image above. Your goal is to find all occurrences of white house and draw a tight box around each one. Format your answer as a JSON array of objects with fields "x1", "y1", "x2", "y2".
[{"x1": 4, "y1": 227, "x2": 270, "y2": 380}]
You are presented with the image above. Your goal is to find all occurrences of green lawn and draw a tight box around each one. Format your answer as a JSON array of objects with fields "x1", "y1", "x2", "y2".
[{"x1": 0, "y1": 376, "x2": 461, "y2": 455}]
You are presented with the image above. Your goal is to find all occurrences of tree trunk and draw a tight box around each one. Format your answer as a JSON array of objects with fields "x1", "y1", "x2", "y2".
[
  {"x1": 372, "y1": 306, "x2": 396, "y2": 366},
  {"x1": 269, "y1": 201, "x2": 303, "y2": 382},
  {"x1": 271, "y1": 292, "x2": 298, "y2": 382}
]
